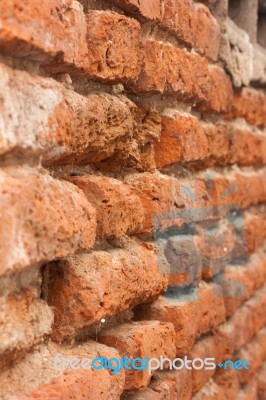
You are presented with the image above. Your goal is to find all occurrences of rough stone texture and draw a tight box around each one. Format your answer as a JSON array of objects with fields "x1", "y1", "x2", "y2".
[
  {"x1": 0, "y1": 167, "x2": 96, "y2": 276},
  {"x1": 85, "y1": 11, "x2": 141, "y2": 81},
  {"x1": 98, "y1": 321, "x2": 176, "y2": 390},
  {"x1": 0, "y1": 341, "x2": 125, "y2": 400},
  {"x1": 45, "y1": 237, "x2": 168, "y2": 341},
  {"x1": 107, "y1": 0, "x2": 162, "y2": 20},
  {"x1": 228, "y1": 0, "x2": 259, "y2": 43},
  {"x1": 0, "y1": 0, "x2": 88, "y2": 67},
  {"x1": 252, "y1": 44, "x2": 266, "y2": 86},
  {"x1": 0, "y1": 290, "x2": 53, "y2": 369},
  {"x1": 192, "y1": 379, "x2": 224, "y2": 399}
]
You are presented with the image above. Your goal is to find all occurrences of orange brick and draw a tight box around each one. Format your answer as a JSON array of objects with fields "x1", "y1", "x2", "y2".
[
  {"x1": 161, "y1": 0, "x2": 195, "y2": 45},
  {"x1": 0, "y1": 341, "x2": 125, "y2": 400},
  {"x1": 192, "y1": 379, "x2": 224, "y2": 400},
  {"x1": 107, "y1": 0, "x2": 162, "y2": 20},
  {"x1": 197, "y1": 282, "x2": 226, "y2": 335},
  {"x1": 128, "y1": 40, "x2": 209, "y2": 103},
  {"x1": 0, "y1": 167, "x2": 96, "y2": 277},
  {"x1": 237, "y1": 379, "x2": 258, "y2": 400},
  {"x1": 134, "y1": 293, "x2": 200, "y2": 356},
  {"x1": 193, "y1": 3, "x2": 221, "y2": 61},
  {"x1": 45, "y1": 238, "x2": 167, "y2": 341},
  {"x1": 85, "y1": 11, "x2": 141, "y2": 81},
  {"x1": 235, "y1": 328, "x2": 266, "y2": 384},
  {"x1": 154, "y1": 114, "x2": 208, "y2": 168},
  {"x1": 226, "y1": 88, "x2": 266, "y2": 128},
  {"x1": 214, "y1": 367, "x2": 240, "y2": 399},
  {"x1": 189, "y1": 334, "x2": 226, "y2": 392},
  {"x1": 66, "y1": 175, "x2": 144, "y2": 238},
  {"x1": 98, "y1": 321, "x2": 176, "y2": 390},
  {"x1": 0, "y1": 0, "x2": 88, "y2": 67},
  {"x1": 150, "y1": 370, "x2": 192, "y2": 400},
  {"x1": 0, "y1": 290, "x2": 53, "y2": 369},
  {"x1": 197, "y1": 66, "x2": 233, "y2": 114}
]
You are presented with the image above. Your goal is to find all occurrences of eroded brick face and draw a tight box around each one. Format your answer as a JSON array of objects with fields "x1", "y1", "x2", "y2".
[{"x1": 0, "y1": 0, "x2": 266, "y2": 399}]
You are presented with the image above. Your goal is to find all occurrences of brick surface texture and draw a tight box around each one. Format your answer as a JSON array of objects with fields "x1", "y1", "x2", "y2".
[{"x1": 0, "y1": 0, "x2": 266, "y2": 399}]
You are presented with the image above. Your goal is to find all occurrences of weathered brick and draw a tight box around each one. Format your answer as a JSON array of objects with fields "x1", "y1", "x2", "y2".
[
  {"x1": 193, "y1": 3, "x2": 221, "y2": 61},
  {"x1": 226, "y1": 88, "x2": 266, "y2": 128},
  {"x1": 215, "y1": 284, "x2": 266, "y2": 357},
  {"x1": 257, "y1": 363, "x2": 266, "y2": 399},
  {"x1": 0, "y1": 341, "x2": 125, "y2": 400},
  {"x1": 0, "y1": 168, "x2": 96, "y2": 277},
  {"x1": 0, "y1": 290, "x2": 53, "y2": 369},
  {"x1": 197, "y1": 282, "x2": 226, "y2": 335},
  {"x1": 150, "y1": 370, "x2": 192, "y2": 400},
  {"x1": 45, "y1": 237, "x2": 167, "y2": 341},
  {"x1": 161, "y1": 0, "x2": 195, "y2": 45},
  {"x1": 192, "y1": 379, "x2": 224, "y2": 400},
  {"x1": 0, "y1": 0, "x2": 88, "y2": 67},
  {"x1": 85, "y1": 11, "x2": 141, "y2": 81},
  {"x1": 128, "y1": 40, "x2": 209, "y2": 103},
  {"x1": 197, "y1": 66, "x2": 233, "y2": 114},
  {"x1": 98, "y1": 321, "x2": 176, "y2": 390},
  {"x1": 154, "y1": 114, "x2": 208, "y2": 168},
  {"x1": 235, "y1": 328, "x2": 266, "y2": 384},
  {"x1": 134, "y1": 292, "x2": 199, "y2": 356},
  {"x1": 189, "y1": 334, "x2": 226, "y2": 392},
  {"x1": 237, "y1": 379, "x2": 258, "y2": 400},
  {"x1": 214, "y1": 367, "x2": 240, "y2": 399},
  {"x1": 0, "y1": 63, "x2": 71, "y2": 162},
  {"x1": 107, "y1": 0, "x2": 162, "y2": 20},
  {"x1": 66, "y1": 175, "x2": 144, "y2": 237}
]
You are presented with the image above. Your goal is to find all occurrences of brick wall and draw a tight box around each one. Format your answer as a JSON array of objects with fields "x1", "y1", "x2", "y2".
[{"x1": 0, "y1": 0, "x2": 266, "y2": 399}]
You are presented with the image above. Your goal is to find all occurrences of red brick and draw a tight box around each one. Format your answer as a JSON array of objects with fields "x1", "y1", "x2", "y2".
[
  {"x1": 197, "y1": 66, "x2": 233, "y2": 114},
  {"x1": 193, "y1": 3, "x2": 221, "y2": 61},
  {"x1": 197, "y1": 282, "x2": 226, "y2": 335},
  {"x1": 85, "y1": 11, "x2": 141, "y2": 81},
  {"x1": 128, "y1": 40, "x2": 209, "y2": 103},
  {"x1": 192, "y1": 379, "x2": 224, "y2": 399},
  {"x1": 134, "y1": 293, "x2": 200, "y2": 356},
  {"x1": 0, "y1": 168, "x2": 96, "y2": 277},
  {"x1": 226, "y1": 88, "x2": 266, "y2": 128},
  {"x1": 121, "y1": 387, "x2": 166, "y2": 399},
  {"x1": 107, "y1": 0, "x2": 162, "y2": 20},
  {"x1": 189, "y1": 334, "x2": 226, "y2": 392},
  {"x1": 45, "y1": 237, "x2": 167, "y2": 341},
  {"x1": 154, "y1": 114, "x2": 208, "y2": 168},
  {"x1": 161, "y1": 0, "x2": 195, "y2": 45},
  {"x1": 0, "y1": 0, "x2": 88, "y2": 67},
  {"x1": 98, "y1": 321, "x2": 176, "y2": 390},
  {"x1": 0, "y1": 290, "x2": 53, "y2": 369},
  {"x1": 66, "y1": 175, "x2": 144, "y2": 238},
  {"x1": 257, "y1": 363, "x2": 266, "y2": 398},
  {"x1": 0, "y1": 341, "x2": 125, "y2": 399}
]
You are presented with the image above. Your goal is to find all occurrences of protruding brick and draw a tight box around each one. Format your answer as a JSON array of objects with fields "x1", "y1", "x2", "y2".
[
  {"x1": 226, "y1": 88, "x2": 266, "y2": 128},
  {"x1": 134, "y1": 292, "x2": 199, "y2": 356},
  {"x1": 98, "y1": 321, "x2": 176, "y2": 390},
  {"x1": 154, "y1": 114, "x2": 208, "y2": 168},
  {"x1": 66, "y1": 175, "x2": 144, "y2": 237},
  {"x1": 45, "y1": 237, "x2": 168, "y2": 341},
  {"x1": 0, "y1": 290, "x2": 53, "y2": 369},
  {"x1": 0, "y1": 168, "x2": 96, "y2": 277},
  {"x1": 0, "y1": 341, "x2": 125, "y2": 400},
  {"x1": 0, "y1": 0, "x2": 88, "y2": 67},
  {"x1": 85, "y1": 11, "x2": 141, "y2": 81}
]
